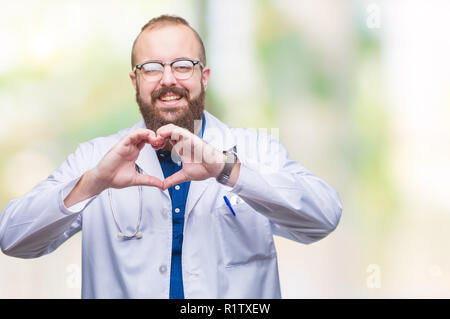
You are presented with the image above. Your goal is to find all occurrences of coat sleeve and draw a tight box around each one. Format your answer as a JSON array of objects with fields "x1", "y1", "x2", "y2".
[
  {"x1": 230, "y1": 128, "x2": 342, "y2": 245},
  {"x1": 0, "y1": 141, "x2": 98, "y2": 258}
]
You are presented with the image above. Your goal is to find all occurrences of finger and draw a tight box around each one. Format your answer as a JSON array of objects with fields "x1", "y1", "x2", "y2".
[
  {"x1": 162, "y1": 170, "x2": 190, "y2": 190},
  {"x1": 150, "y1": 139, "x2": 166, "y2": 150},
  {"x1": 155, "y1": 123, "x2": 175, "y2": 138},
  {"x1": 148, "y1": 129, "x2": 161, "y2": 144},
  {"x1": 133, "y1": 174, "x2": 163, "y2": 189},
  {"x1": 148, "y1": 129, "x2": 157, "y2": 140},
  {"x1": 136, "y1": 140, "x2": 146, "y2": 151},
  {"x1": 126, "y1": 128, "x2": 151, "y2": 146},
  {"x1": 157, "y1": 124, "x2": 186, "y2": 141},
  {"x1": 173, "y1": 138, "x2": 199, "y2": 162},
  {"x1": 148, "y1": 131, "x2": 168, "y2": 149},
  {"x1": 172, "y1": 138, "x2": 189, "y2": 158}
]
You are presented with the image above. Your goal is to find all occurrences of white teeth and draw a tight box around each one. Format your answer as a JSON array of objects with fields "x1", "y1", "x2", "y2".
[{"x1": 160, "y1": 95, "x2": 180, "y2": 101}]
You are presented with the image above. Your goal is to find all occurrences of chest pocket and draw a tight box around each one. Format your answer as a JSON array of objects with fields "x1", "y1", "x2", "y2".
[{"x1": 213, "y1": 195, "x2": 276, "y2": 267}]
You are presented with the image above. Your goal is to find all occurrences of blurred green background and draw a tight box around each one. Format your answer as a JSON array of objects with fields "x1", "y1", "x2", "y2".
[{"x1": 1, "y1": 0, "x2": 450, "y2": 298}]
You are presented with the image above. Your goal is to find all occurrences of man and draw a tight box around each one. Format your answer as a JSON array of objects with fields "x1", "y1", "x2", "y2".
[{"x1": 0, "y1": 15, "x2": 342, "y2": 298}]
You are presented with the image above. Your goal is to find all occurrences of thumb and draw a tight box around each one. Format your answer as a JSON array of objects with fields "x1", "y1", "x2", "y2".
[
  {"x1": 133, "y1": 173, "x2": 164, "y2": 189},
  {"x1": 162, "y1": 170, "x2": 190, "y2": 190}
]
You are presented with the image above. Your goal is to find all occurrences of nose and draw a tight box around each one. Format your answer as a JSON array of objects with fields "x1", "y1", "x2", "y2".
[{"x1": 159, "y1": 64, "x2": 177, "y2": 87}]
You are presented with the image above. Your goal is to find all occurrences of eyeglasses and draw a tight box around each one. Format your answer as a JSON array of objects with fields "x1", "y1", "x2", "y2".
[{"x1": 133, "y1": 58, "x2": 204, "y2": 82}]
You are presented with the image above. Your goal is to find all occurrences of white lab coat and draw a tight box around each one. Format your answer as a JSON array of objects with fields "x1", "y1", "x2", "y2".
[{"x1": 0, "y1": 110, "x2": 342, "y2": 298}]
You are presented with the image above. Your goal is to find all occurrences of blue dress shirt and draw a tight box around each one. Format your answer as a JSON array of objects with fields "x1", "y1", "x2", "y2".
[{"x1": 156, "y1": 114, "x2": 205, "y2": 299}]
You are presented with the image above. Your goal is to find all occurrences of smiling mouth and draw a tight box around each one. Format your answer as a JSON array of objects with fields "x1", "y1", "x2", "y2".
[
  {"x1": 160, "y1": 95, "x2": 181, "y2": 101},
  {"x1": 157, "y1": 93, "x2": 185, "y2": 107}
]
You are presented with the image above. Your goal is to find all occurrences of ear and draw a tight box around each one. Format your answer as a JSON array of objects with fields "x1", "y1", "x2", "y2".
[
  {"x1": 129, "y1": 71, "x2": 137, "y2": 91},
  {"x1": 201, "y1": 66, "x2": 211, "y2": 90}
]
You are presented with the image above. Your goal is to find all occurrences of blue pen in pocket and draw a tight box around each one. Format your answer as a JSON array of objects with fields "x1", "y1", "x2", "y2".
[{"x1": 223, "y1": 196, "x2": 236, "y2": 216}]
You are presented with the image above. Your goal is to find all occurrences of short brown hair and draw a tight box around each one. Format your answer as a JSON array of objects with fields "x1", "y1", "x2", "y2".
[{"x1": 131, "y1": 15, "x2": 207, "y2": 69}]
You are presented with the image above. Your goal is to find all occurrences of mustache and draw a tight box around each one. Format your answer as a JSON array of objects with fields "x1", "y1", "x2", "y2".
[{"x1": 151, "y1": 87, "x2": 190, "y2": 103}]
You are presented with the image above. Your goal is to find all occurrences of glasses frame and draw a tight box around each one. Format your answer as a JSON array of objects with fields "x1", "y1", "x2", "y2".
[{"x1": 133, "y1": 58, "x2": 205, "y2": 82}]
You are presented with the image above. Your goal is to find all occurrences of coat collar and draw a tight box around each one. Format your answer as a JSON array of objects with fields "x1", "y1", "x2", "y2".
[{"x1": 133, "y1": 110, "x2": 237, "y2": 214}]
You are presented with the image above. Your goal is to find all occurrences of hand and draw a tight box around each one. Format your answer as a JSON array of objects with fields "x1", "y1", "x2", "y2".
[
  {"x1": 152, "y1": 124, "x2": 228, "y2": 190},
  {"x1": 91, "y1": 128, "x2": 163, "y2": 191},
  {"x1": 64, "y1": 128, "x2": 164, "y2": 208}
]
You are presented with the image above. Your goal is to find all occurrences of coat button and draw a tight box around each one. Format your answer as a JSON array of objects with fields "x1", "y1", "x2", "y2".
[
  {"x1": 174, "y1": 208, "x2": 180, "y2": 213},
  {"x1": 174, "y1": 185, "x2": 180, "y2": 190},
  {"x1": 159, "y1": 265, "x2": 167, "y2": 274}
]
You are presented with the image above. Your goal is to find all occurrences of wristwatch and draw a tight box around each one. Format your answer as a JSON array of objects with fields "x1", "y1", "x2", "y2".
[{"x1": 216, "y1": 150, "x2": 237, "y2": 186}]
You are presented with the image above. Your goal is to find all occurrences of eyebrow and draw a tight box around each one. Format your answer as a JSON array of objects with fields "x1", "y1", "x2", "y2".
[{"x1": 139, "y1": 57, "x2": 197, "y2": 64}]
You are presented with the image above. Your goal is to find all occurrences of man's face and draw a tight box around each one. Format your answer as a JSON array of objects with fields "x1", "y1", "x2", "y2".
[{"x1": 130, "y1": 25, "x2": 210, "y2": 133}]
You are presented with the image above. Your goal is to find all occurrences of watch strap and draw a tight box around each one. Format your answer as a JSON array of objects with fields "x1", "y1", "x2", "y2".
[{"x1": 216, "y1": 150, "x2": 237, "y2": 186}]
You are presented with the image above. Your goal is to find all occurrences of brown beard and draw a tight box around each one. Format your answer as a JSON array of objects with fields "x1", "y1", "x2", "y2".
[{"x1": 136, "y1": 82, "x2": 205, "y2": 133}]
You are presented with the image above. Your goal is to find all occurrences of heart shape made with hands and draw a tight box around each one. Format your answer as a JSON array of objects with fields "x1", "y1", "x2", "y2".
[
  {"x1": 142, "y1": 124, "x2": 222, "y2": 191},
  {"x1": 93, "y1": 124, "x2": 222, "y2": 195}
]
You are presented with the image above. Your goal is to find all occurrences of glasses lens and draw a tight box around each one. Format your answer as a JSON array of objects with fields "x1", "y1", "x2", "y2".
[
  {"x1": 172, "y1": 60, "x2": 194, "y2": 79},
  {"x1": 141, "y1": 62, "x2": 163, "y2": 81}
]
